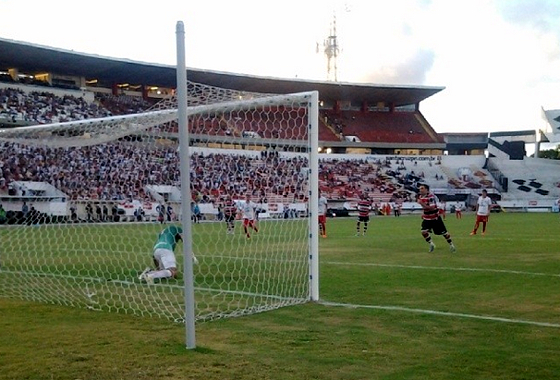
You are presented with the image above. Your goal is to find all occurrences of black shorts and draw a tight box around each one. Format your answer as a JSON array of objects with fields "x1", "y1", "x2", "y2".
[
  {"x1": 421, "y1": 217, "x2": 448, "y2": 235},
  {"x1": 225, "y1": 214, "x2": 235, "y2": 223},
  {"x1": 357, "y1": 216, "x2": 370, "y2": 223}
]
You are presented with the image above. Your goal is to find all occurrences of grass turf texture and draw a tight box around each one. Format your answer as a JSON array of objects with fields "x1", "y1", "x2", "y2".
[{"x1": 1, "y1": 212, "x2": 559, "y2": 380}]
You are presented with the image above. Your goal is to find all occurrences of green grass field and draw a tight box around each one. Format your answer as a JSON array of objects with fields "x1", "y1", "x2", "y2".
[{"x1": 1, "y1": 212, "x2": 559, "y2": 380}]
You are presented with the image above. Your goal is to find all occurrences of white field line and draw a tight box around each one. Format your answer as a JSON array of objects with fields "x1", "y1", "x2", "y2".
[
  {"x1": 321, "y1": 261, "x2": 559, "y2": 328},
  {"x1": 0, "y1": 269, "x2": 302, "y2": 301},
  {"x1": 318, "y1": 300, "x2": 560, "y2": 328},
  {"x1": 323, "y1": 261, "x2": 560, "y2": 277}
]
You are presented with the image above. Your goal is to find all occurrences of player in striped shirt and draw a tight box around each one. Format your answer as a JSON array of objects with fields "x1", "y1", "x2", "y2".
[
  {"x1": 223, "y1": 196, "x2": 238, "y2": 235},
  {"x1": 417, "y1": 184, "x2": 456, "y2": 253},
  {"x1": 356, "y1": 194, "x2": 372, "y2": 236}
]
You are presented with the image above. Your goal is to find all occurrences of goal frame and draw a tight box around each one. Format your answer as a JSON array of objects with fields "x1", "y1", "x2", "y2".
[
  {"x1": 175, "y1": 21, "x2": 319, "y2": 349},
  {"x1": 0, "y1": 22, "x2": 320, "y2": 352}
]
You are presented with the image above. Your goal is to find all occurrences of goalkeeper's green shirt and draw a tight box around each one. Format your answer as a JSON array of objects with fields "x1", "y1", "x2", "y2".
[{"x1": 153, "y1": 225, "x2": 182, "y2": 251}]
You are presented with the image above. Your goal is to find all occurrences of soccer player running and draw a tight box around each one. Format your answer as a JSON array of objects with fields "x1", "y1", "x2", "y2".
[
  {"x1": 417, "y1": 184, "x2": 456, "y2": 253},
  {"x1": 356, "y1": 193, "x2": 372, "y2": 236},
  {"x1": 318, "y1": 190, "x2": 328, "y2": 238},
  {"x1": 223, "y1": 195, "x2": 237, "y2": 234},
  {"x1": 138, "y1": 225, "x2": 198, "y2": 284},
  {"x1": 239, "y1": 194, "x2": 259, "y2": 239},
  {"x1": 470, "y1": 189, "x2": 493, "y2": 236},
  {"x1": 455, "y1": 201, "x2": 463, "y2": 219}
]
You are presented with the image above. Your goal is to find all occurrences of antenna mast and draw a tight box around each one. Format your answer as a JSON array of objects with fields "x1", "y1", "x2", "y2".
[{"x1": 323, "y1": 13, "x2": 340, "y2": 82}]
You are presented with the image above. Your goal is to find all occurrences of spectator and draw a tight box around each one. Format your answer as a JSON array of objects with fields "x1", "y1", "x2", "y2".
[
  {"x1": 0, "y1": 204, "x2": 6, "y2": 224},
  {"x1": 85, "y1": 203, "x2": 93, "y2": 222},
  {"x1": 166, "y1": 204, "x2": 174, "y2": 222},
  {"x1": 102, "y1": 204, "x2": 108, "y2": 222},
  {"x1": 21, "y1": 201, "x2": 29, "y2": 220},
  {"x1": 192, "y1": 202, "x2": 201, "y2": 223},
  {"x1": 156, "y1": 203, "x2": 165, "y2": 224}
]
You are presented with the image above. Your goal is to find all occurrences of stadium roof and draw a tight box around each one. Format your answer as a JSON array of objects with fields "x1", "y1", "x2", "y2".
[
  {"x1": 489, "y1": 130, "x2": 537, "y2": 138},
  {"x1": 0, "y1": 38, "x2": 444, "y2": 107}
]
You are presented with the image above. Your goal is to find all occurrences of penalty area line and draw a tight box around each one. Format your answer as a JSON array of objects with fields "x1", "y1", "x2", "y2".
[
  {"x1": 318, "y1": 300, "x2": 560, "y2": 329},
  {"x1": 323, "y1": 261, "x2": 560, "y2": 278}
]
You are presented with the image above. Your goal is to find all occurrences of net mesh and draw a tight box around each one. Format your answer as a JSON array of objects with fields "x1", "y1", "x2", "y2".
[{"x1": 0, "y1": 80, "x2": 316, "y2": 322}]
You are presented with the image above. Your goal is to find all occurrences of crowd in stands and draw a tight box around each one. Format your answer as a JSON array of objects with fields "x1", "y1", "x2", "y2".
[
  {"x1": 1, "y1": 132, "x2": 416, "y2": 206},
  {"x1": 0, "y1": 141, "x2": 181, "y2": 201},
  {"x1": 190, "y1": 151, "x2": 308, "y2": 203},
  {"x1": 0, "y1": 84, "x2": 499, "y2": 211},
  {"x1": 323, "y1": 158, "x2": 413, "y2": 202},
  {"x1": 96, "y1": 93, "x2": 155, "y2": 116},
  {"x1": 0, "y1": 87, "x2": 113, "y2": 124}
]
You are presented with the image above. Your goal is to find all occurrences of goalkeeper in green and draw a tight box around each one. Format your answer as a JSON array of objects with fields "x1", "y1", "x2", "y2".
[{"x1": 139, "y1": 225, "x2": 197, "y2": 284}]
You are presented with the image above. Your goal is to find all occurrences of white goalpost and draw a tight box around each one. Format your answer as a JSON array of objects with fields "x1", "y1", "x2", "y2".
[{"x1": 0, "y1": 21, "x2": 319, "y2": 349}]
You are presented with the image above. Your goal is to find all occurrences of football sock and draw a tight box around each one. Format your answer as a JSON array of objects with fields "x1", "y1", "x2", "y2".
[{"x1": 150, "y1": 269, "x2": 173, "y2": 279}]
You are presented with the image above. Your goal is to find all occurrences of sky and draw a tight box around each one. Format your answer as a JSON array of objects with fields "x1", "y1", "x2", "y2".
[{"x1": 1, "y1": 0, "x2": 560, "y2": 136}]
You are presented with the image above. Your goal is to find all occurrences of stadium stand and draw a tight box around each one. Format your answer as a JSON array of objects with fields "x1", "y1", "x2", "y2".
[
  {"x1": 1, "y1": 61, "x2": 560, "y2": 216},
  {"x1": 322, "y1": 110, "x2": 442, "y2": 144},
  {"x1": 487, "y1": 157, "x2": 560, "y2": 201}
]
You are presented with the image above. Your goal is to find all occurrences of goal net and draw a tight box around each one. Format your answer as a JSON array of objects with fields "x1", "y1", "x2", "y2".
[{"x1": 0, "y1": 80, "x2": 319, "y2": 324}]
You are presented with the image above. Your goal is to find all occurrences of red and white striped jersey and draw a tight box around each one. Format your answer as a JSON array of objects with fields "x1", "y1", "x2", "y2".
[
  {"x1": 357, "y1": 199, "x2": 372, "y2": 217},
  {"x1": 418, "y1": 192, "x2": 440, "y2": 220},
  {"x1": 223, "y1": 200, "x2": 237, "y2": 217}
]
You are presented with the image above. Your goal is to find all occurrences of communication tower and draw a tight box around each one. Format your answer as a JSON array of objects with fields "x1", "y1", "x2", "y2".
[{"x1": 319, "y1": 13, "x2": 340, "y2": 82}]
